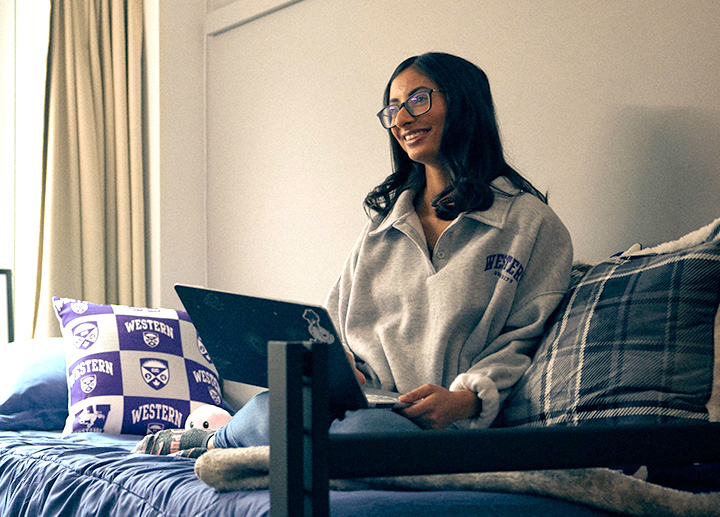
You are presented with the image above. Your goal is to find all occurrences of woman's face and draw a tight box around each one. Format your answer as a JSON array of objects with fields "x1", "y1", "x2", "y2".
[{"x1": 388, "y1": 67, "x2": 447, "y2": 172}]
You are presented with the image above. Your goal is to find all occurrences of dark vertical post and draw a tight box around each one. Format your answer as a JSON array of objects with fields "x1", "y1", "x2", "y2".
[
  {"x1": 306, "y1": 341, "x2": 329, "y2": 516},
  {"x1": 269, "y1": 341, "x2": 331, "y2": 517},
  {"x1": 269, "y1": 340, "x2": 304, "y2": 516}
]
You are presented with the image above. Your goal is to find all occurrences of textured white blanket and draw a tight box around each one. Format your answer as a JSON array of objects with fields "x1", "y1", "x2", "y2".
[{"x1": 195, "y1": 446, "x2": 720, "y2": 516}]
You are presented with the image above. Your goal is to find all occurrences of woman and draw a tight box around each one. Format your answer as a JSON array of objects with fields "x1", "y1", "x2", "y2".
[{"x1": 136, "y1": 52, "x2": 572, "y2": 456}]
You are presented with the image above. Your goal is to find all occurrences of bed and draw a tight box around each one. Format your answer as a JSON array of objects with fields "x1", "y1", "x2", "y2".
[
  {"x1": 0, "y1": 217, "x2": 719, "y2": 516},
  {"x1": 0, "y1": 429, "x2": 622, "y2": 517}
]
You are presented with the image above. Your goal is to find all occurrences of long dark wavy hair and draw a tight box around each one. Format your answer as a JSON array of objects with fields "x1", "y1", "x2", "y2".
[{"x1": 364, "y1": 52, "x2": 547, "y2": 220}]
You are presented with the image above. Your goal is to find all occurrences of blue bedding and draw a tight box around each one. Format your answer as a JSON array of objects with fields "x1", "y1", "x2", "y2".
[
  {"x1": 0, "y1": 431, "x2": 613, "y2": 516},
  {"x1": 0, "y1": 432, "x2": 269, "y2": 516}
]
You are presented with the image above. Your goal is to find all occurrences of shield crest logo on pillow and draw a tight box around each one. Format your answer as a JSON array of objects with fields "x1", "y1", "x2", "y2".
[
  {"x1": 143, "y1": 331, "x2": 161, "y2": 348},
  {"x1": 209, "y1": 387, "x2": 222, "y2": 405},
  {"x1": 70, "y1": 301, "x2": 89, "y2": 314},
  {"x1": 197, "y1": 338, "x2": 213, "y2": 363},
  {"x1": 147, "y1": 422, "x2": 165, "y2": 434},
  {"x1": 72, "y1": 321, "x2": 99, "y2": 350},
  {"x1": 81, "y1": 374, "x2": 97, "y2": 394},
  {"x1": 140, "y1": 358, "x2": 170, "y2": 390}
]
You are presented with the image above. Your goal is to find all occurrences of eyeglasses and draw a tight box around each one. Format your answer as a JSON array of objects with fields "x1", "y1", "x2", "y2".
[{"x1": 376, "y1": 89, "x2": 441, "y2": 129}]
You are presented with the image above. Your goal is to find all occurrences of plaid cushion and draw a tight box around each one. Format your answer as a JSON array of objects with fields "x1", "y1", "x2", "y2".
[{"x1": 498, "y1": 233, "x2": 720, "y2": 428}]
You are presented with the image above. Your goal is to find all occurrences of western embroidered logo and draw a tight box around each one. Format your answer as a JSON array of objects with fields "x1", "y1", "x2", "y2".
[
  {"x1": 74, "y1": 403, "x2": 110, "y2": 432},
  {"x1": 303, "y1": 309, "x2": 335, "y2": 344},
  {"x1": 143, "y1": 331, "x2": 161, "y2": 348},
  {"x1": 141, "y1": 358, "x2": 170, "y2": 390},
  {"x1": 123, "y1": 318, "x2": 175, "y2": 340},
  {"x1": 81, "y1": 374, "x2": 97, "y2": 394},
  {"x1": 68, "y1": 357, "x2": 115, "y2": 390},
  {"x1": 130, "y1": 403, "x2": 184, "y2": 428},
  {"x1": 72, "y1": 321, "x2": 99, "y2": 349},
  {"x1": 485, "y1": 253, "x2": 526, "y2": 284},
  {"x1": 192, "y1": 368, "x2": 221, "y2": 392}
]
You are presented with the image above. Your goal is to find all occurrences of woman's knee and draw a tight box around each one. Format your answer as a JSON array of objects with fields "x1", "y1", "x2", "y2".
[
  {"x1": 242, "y1": 390, "x2": 270, "y2": 414},
  {"x1": 213, "y1": 391, "x2": 271, "y2": 448}
]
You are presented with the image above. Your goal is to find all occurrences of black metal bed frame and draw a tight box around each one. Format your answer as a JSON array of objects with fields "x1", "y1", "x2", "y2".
[
  {"x1": 0, "y1": 269, "x2": 12, "y2": 344},
  {"x1": 267, "y1": 341, "x2": 720, "y2": 517}
]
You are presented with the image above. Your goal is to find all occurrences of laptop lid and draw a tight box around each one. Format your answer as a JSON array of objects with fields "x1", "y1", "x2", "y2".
[{"x1": 174, "y1": 284, "x2": 370, "y2": 411}]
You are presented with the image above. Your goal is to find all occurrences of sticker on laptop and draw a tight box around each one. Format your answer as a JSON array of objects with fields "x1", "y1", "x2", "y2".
[{"x1": 303, "y1": 309, "x2": 335, "y2": 344}]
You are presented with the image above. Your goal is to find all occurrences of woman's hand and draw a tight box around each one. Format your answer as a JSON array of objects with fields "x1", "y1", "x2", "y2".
[
  {"x1": 346, "y1": 350, "x2": 366, "y2": 385},
  {"x1": 398, "y1": 384, "x2": 480, "y2": 429}
]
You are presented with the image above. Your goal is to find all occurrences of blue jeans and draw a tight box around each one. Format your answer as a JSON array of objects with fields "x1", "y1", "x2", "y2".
[{"x1": 213, "y1": 391, "x2": 422, "y2": 448}]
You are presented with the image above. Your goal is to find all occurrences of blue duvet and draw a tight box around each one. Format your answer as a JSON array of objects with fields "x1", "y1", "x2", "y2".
[{"x1": 0, "y1": 431, "x2": 611, "y2": 516}]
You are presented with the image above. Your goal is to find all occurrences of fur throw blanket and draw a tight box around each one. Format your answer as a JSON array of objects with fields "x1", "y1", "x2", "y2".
[{"x1": 195, "y1": 446, "x2": 720, "y2": 516}]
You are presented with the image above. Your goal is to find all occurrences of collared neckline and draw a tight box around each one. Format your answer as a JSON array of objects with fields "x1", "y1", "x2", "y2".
[{"x1": 369, "y1": 176, "x2": 519, "y2": 236}]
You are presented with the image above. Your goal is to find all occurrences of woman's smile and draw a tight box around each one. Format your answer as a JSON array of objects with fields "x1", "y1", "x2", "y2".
[
  {"x1": 401, "y1": 128, "x2": 431, "y2": 144},
  {"x1": 388, "y1": 67, "x2": 447, "y2": 172}
]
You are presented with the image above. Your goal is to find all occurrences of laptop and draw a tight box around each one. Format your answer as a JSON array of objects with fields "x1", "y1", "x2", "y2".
[{"x1": 174, "y1": 284, "x2": 410, "y2": 410}]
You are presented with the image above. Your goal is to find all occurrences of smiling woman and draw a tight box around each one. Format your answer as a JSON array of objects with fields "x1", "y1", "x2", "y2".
[
  {"x1": 135, "y1": 52, "x2": 574, "y2": 457},
  {"x1": 329, "y1": 53, "x2": 572, "y2": 431}
]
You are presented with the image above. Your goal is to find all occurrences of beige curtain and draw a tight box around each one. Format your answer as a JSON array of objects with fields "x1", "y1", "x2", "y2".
[{"x1": 34, "y1": 0, "x2": 147, "y2": 337}]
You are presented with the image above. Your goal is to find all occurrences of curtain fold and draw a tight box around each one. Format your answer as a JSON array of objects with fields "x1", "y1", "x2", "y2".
[{"x1": 34, "y1": 0, "x2": 147, "y2": 337}]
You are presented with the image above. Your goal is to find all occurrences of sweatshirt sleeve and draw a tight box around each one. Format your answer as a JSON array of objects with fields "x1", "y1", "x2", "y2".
[
  {"x1": 324, "y1": 222, "x2": 371, "y2": 354},
  {"x1": 450, "y1": 213, "x2": 573, "y2": 429}
]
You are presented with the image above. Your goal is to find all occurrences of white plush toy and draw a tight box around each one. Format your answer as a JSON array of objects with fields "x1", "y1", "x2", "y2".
[{"x1": 185, "y1": 404, "x2": 232, "y2": 430}]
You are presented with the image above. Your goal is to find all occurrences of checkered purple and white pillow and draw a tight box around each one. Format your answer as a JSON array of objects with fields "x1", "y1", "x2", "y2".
[
  {"x1": 498, "y1": 218, "x2": 720, "y2": 428},
  {"x1": 53, "y1": 298, "x2": 226, "y2": 435}
]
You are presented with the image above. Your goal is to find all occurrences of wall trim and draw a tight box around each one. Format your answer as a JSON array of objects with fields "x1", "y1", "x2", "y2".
[{"x1": 205, "y1": 0, "x2": 305, "y2": 36}]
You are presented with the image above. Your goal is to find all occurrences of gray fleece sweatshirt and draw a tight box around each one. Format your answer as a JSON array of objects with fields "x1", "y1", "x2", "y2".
[{"x1": 324, "y1": 177, "x2": 573, "y2": 428}]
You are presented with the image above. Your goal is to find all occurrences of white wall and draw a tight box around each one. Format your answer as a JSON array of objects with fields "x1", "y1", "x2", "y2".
[
  {"x1": 1, "y1": 1, "x2": 50, "y2": 338},
  {"x1": 1, "y1": 0, "x2": 715, "y2": 372},
  {"x1": 11, "y1": 1, "x2": 714, "y2": 312},
  {"x1": 0, "y1": 0, "x2": 14, "y2": 270},
  {"x1": 200, "y1": 0, "x2": 720, "y2": 305},
  {"x1": 146, "y1": 1, "x2": 208, "y2": 309}
]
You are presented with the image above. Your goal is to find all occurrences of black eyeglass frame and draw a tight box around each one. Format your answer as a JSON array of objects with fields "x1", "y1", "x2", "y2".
[{"x1": 376, "y1": 89, "x2": 442, "y2": 129}]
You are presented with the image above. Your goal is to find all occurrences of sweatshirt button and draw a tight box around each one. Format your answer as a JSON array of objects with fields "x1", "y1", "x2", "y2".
[{"x1": 436, "y1": 251, "x2": 446, "y2": 259}]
